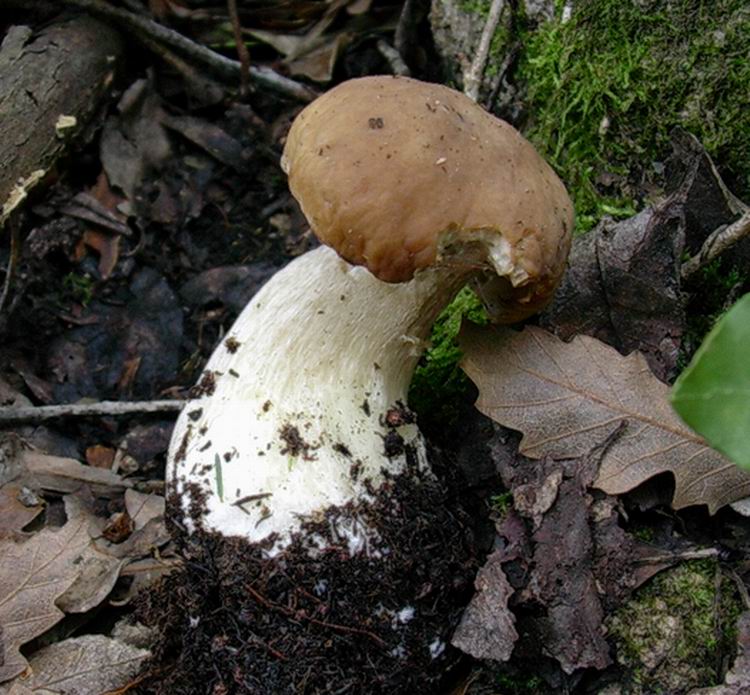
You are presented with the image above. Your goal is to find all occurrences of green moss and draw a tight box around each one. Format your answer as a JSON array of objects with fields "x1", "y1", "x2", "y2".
[
  {"x1": 630, "y1": 524, "x2": 656, "y2": 543},
  {"x1": 490, "y1": 490, "x2": 513, "y2": 517},
  {"x1": 607, "y1": 560, "x2": 742, "y2": 693},
  {"x1": 408, "y1": 287, "x2": 488, "y2": 427},
  {"x1": 460, "y1": 0, "x2": 492, "y2": 15},
  {"x1": 415, "y1": 1, "x2": 750, "y2": 418},
  {"x1": 493, "y1": 672, "x2": 546, "y2": 694},
  {"x1": 519, "y1": 0, "x2": 750, "y2": 231},
  {"x1": 61, "y1": 272, "x2": 94, "y2": 307}
]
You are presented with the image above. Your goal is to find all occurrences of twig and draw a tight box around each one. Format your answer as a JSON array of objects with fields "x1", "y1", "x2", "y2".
[
  {"x1": 376, "y1": 39, "x2": 410, "y2": 77},
  {"x1": 486, "y1": 41, "x2": 520, "y2": 112},
  {"x1": 726, "y1": 566, "x2": 750, "y2": 611},
  {"x1": 134, "y1": 30, "x2": 226, "y2": 104},
  {"x1": 227, "y1": 0, "x2": 251, "y2": 97},
  {"x1": 634, "y1": 547, "x2": 719, "y2": 565},
  {"x1": 0, "y1": 216, "x2": 22, "y2": 316},
  {"x1": 307, "y1": 617, "x2": 387, "y2": 648},
  {"x1": 246, "y1": 584, "x2": 387, "y2": 648},
  {"x1": 0, "y1": 399, "x2": 183, "y2": 424},
  {"x1": 62, "y1": 0, "x2": 317, "y2": 102},
  {"x1": 464, "y1": 0, "x2": 506, "y2": 102},
  {"x1": 681, "y1": 209, "x2": 750, "y2": 280}
]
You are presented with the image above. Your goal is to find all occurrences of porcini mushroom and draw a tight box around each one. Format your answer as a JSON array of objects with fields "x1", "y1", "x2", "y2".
[{"x1": 167, "y1": 76, "x2": 573, "y2": 549}]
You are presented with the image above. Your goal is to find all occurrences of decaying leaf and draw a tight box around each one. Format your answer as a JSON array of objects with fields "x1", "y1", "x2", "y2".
[
  {"x1": 100, "y1": 78, "x2": 172, "y2": 203},
  {"x1": 125, "y1": 489, "x2": 165, "y2": 531},
  {"x1": 0, "y1": 509, "x2": 88, "y2": 681},
  {"x1": 0, "y1": 484, "x2": 43, "y2": 539},
  {"x1": 55, "y1": 496, "x2": 126, "y2": 614},
  {"x1": 0, "y1": 634, "x2": 149, "y2": 694},
  {"x1": 0, "y1": 491, "x2": 145, "y2": 682},
  {"x1": 460, "y1": 324, "x2": 750, "y2": 512},
  {"x1": 540, "y1": 203, "x2": 686, "y2": 382},
  {"x1": 20, "y1": 450, "x2": 131, "y2": 498},
  {"x1": 47, "y1": 267, "x2": 183, "y2": 403},
  {"x1": 451, "y1": 549, "x2": 518, "y2": 662}
]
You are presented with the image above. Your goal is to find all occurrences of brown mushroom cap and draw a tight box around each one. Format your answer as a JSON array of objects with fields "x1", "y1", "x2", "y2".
[{"x1": 282, "y1": 75, "x2": 573, "y2": 320}]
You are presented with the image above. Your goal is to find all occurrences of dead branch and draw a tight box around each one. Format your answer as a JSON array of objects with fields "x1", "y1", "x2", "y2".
[
  {"x1": 0, "y1": 219, "x2": 21, "y2": 319},
  {"x1": 63, "y1": 0, "x2": 317, "y2": 102},
  {"x1": 464, "y1": 0, "x2": 506, "y2": 102},
  {"x1": 227, "y1": 0, "x2": 251, "y2": 97},
  {"x1": 0, "y1": 17, "x2": 123, "y2": 229},
  {"x1": 376, "y1": 40, "x2": 410, "y2": 77},
  {"x1": 682, "y1": 209, "x2": 750, "y2": 280},
  {"x1": 0, "y1": 400, "x2": 183, "y2": 425}
]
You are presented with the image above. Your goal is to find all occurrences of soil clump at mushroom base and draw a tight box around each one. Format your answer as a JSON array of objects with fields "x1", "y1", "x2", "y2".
[{"x1": 135, "y1": 459, "x2": 481, "y2": 694}]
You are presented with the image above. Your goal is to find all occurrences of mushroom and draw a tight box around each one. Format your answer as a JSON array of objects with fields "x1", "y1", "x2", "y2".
[{"x1": 167, "y1": 76, "x2": 573, "y2": 549}]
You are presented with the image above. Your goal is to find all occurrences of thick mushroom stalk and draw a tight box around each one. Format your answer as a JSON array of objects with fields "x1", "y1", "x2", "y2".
[
  {"x1": 169, "y1": 240, "x2": 507, "y2": 547},
  {"x1": 167, "y1": 76, "x2": 573, "y2": 549}
]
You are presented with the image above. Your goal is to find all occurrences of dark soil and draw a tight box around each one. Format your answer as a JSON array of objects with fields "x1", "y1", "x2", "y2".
[{"x1": 136, "y1": 464, "x2": 482, "y2": 695}]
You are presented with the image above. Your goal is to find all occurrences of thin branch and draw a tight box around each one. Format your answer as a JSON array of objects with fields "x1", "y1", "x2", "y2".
[
  {"x1": 0, "y1": 217, "x2": 22, "y2": 317},
  {"x1": 376, "y1": 39, "x2": 410, "y2": 77},
  {"x1": 0, "y1": 399, "x2": 183, "y2": 424},
  {"x1": 62, "y1": 0, "x2": 317, "y2": 102},
  {"x1": 682, "y1": 209, "x2": 750, "y2": 280},
  {"x1": 464, "y1": 0, "x2": 506, "y2": 102},
  {"x1": 486, "y1": 41, "x2": 520, "y2": 111},
  {"x1": 634, "y1": 547, "x2": 719, "y2": 565},
  {"x1": 227, "y1": 0, "x2": 251, "y2": 97}
]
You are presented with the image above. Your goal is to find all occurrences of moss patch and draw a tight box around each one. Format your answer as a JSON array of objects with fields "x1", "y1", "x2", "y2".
[
  {"x1": 520, "y1": 0, "x2": 750, "y2": 231},
  {"x1": 408, "y1": 287, "x2": 487, "y2": 429},
  {"x1": 607, "y1": 559, "x2": 742, "y2": 693}
]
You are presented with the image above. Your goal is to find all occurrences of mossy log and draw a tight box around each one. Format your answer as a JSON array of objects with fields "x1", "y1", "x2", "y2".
[{"x1": 0, "y1": 15, "x2": 122, "y2": 226}]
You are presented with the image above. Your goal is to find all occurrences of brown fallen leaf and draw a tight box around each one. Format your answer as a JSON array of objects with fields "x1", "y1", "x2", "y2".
[
  {"x1": 451, "y1": 549, "x2": 518, "y2": 662},
  {"x1": 0, "y1": 634, "x2": 149, "y2": 694},
  {"x1": 0, "y1": 506, "x2": 89, "y2": 681},
  {"x1": 20, "y1": 450, "x2": 132, "y2": 498},
  {"x1": 124, "y1": 489, "x2": 165, "y2": 531},
  {"x1": 2, "y1": 684, "x2": 33, "y2": 695},
  {"x1": 460, "y1": 324, "x2": 750, "y2": 512},
  {"x1": 85, "y1": 444, "x2": 116, "y2": 469},
  {"x1": 56, "y1": 496, "x2": 126, "y2": 614},
  {"x1": 0, "y1": 484, "x2": 43, "y2": 539},
  {"x1": 80, "y1": 228, "x2": 121, "y2": 280}
]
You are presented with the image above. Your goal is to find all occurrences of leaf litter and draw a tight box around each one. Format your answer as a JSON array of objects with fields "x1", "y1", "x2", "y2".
[
  {"x1": 2, "y1": 5, "x2": 750, "y2": 693},
  {"x1": 460, "y1": 323, "x2": 750, "y2": 513},
  {"x1": 0, "y1": 634, "x2": 149, "y2": 695},
  {"x1": 448, "y1": 137, "x2": 750, "y2": 690}
]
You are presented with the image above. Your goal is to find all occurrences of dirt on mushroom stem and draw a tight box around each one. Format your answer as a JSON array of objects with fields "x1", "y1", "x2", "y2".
[{"x1": 136, "y1": 456, "x2": 482, "y2": 695}]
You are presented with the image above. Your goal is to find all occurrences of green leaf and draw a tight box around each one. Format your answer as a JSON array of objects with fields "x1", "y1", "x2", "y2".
[{"x1": 671, "y1": 293, "x2": 750, "y2": 469}]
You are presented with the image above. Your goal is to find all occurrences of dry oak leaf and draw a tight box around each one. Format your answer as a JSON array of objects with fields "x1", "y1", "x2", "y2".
[
  {"x1": 0, "y1": 485, "x2": 43, "y2": 539},
  {"x1": 0, "y1": 512, "x2": 90, "y2": 682},
  {"x1": 0, "y1": 634, "x2": 149, "y2": 695},
  {"x1": 459, "y1": 324, "x2": 750, "y2": 513}
]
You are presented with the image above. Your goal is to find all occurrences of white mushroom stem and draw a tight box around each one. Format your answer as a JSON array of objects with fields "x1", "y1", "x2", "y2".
[{"x1": 168, "y1": 241, "x2": 511, "y2": 550}]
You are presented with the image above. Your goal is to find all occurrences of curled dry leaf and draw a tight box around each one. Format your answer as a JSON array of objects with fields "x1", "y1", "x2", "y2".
[
  {"x1": 459, "y1": 324, "x2": 750, "y2": 512},
  {"x1": 55, "y1": 497, "x2": 126, "y2": 614}
]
